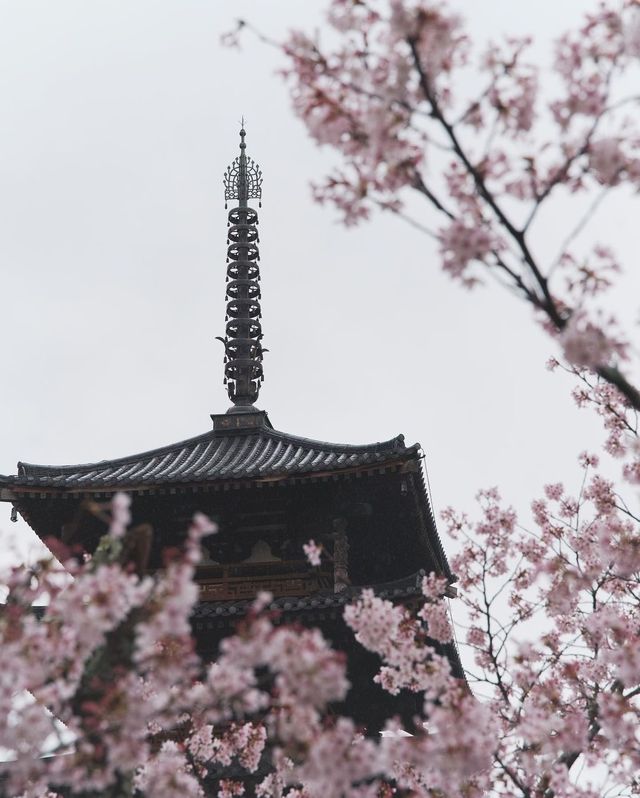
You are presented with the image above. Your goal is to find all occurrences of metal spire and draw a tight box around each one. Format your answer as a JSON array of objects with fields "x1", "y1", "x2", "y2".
[{"x1": 219, "y1": 125, "x2": 265, "y2": 411}]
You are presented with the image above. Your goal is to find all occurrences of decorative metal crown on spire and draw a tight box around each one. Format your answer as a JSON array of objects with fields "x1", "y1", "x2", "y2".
[
  {"x1": 219, "y1": 126, "x2": 266, "y2": 411},
  {"x1": 223, "y1": 125, "x2": 263, "y2": 209}
]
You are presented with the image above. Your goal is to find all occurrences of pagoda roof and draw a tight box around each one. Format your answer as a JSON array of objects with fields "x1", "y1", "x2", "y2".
[{"x1": 0, "y1": 411, "x2": 419, "y2": 494}]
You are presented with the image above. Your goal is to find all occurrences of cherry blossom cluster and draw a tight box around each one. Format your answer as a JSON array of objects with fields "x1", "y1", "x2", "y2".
[
  {"x1": 3, "y1": 495, "x2": 470, "y2": 796},
  {"x1": 548, "y1": 355, "x2": 638, "y2": 464},
  {"x1": 439, "y1": 460, "x2": 640, "y2": 796},
  {"x1": 0, "y1": 499, "x2": 215, "y2": 797}
]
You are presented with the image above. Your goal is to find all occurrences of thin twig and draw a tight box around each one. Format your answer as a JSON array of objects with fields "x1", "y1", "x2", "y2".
[{"x1": 550, "y1": 186, "x2": 611, "y2": 273}]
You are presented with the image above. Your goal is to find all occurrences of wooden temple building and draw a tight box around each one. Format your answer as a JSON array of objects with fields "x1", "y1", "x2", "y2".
[{"x1": 0, "y1": 129, "x2": 461, "y2": 732}]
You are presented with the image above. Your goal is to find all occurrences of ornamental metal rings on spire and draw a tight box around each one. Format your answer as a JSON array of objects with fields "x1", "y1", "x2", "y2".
[
  {"x1": 220, "y1": 126, "x2": 265, "y2": 411},
  {"x1": 223, "y1": 127, "x2": 263, "y2": 207}
]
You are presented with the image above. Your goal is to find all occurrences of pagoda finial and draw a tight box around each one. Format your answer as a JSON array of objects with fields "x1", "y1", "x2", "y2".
[
  {"x1": 219, "y1": 126, "x2": 265, "y2": 412},
  {"x1": 224, "y1": 123, "x2": 263, "y2": 210}
]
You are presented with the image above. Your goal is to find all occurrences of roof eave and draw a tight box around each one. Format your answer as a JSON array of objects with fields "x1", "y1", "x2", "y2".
[{"x1": 0, "y1": 449, "x2": 422, "y2": 499}]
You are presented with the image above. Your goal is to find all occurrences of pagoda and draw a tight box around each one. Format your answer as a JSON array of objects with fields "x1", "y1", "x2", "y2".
[{"x1": 0, "y1": 128, "x2": 461, "y2": 731}]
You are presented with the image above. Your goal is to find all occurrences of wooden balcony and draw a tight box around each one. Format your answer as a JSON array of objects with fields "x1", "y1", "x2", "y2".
[{"x1": 196, "y1": 559, "x2": 333, "y2": 601}]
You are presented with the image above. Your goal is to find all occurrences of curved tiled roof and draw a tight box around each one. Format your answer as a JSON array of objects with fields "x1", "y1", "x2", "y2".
[{"x1": 1, "y1": 414, "x2": 418, "y2": 491}]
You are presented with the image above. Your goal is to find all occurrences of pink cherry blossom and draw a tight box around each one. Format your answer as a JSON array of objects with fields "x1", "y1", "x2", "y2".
[
  {"x1": 559, "y1": 311, "x2": 618, "y2": 368},
  {"x1": 623, "y1": 3, "x2": 640, "y2": 57},
  {"x1": 109, "y1": 491, "x2": 131, "y2": 539},
  {"x1": 438, "y1": 219, "x2": 496, "y2": 284},
  {"x1": 418, "y1": 602, "x2": 452, "y2": 643},
  {"x1": 302, "y1": 539, "x2": 322, "y2": 567},
  {"x1": 589, "y1": 137, "x2": 628, "y2": 185}
]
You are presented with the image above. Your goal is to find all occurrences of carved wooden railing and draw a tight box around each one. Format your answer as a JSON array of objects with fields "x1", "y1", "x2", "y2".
[{"x1": 196, "y1": 559, "x2": 333, "y2": 601}]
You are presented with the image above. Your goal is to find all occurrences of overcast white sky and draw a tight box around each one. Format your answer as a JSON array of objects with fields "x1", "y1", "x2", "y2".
[{"x1": 0, "y1": 0, "x2": 638, "y2": 567}]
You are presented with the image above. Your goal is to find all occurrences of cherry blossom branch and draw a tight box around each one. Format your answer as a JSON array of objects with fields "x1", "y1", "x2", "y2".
[
  {"x1": 494, "y1": 753, "x2": 532, "y2": 798},
  {"x1": 406, "y1": 37, "x2": 563, "y2": 329},
  {"x1": 523, "y1": 87, "x2": 612, "y2": 232},
  {"x1": 596, "y1": 365, "x2": 640, "y2": 412},
  {"x1": 550, "y1": 186, "x2": 612, "y2": 272},
  {"x1": 382, "y1": 202, "x2": 438, "y2": 237},
  {"x1": 411, "y1": 172, "x2": 455, "y2": 219}
]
